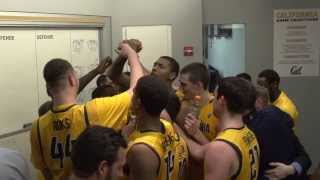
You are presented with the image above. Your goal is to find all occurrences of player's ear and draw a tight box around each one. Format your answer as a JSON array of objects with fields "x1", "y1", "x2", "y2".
[{"x1": 97, "y1": 160, "x2": 109, "y2": 176}]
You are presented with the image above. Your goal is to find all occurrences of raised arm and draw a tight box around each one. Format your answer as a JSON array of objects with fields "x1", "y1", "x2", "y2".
[
  {"x1": 118, "y1": 43, "x2": 143, "y2": 95},
  {"x1": 108, "y1": 39, "x2": 145, "y2": 90},
  {"x1": 107, "y1": 55, "x2": 130, "y2": 90},
  {"x1": 78, "y1": 57, "x2": 111, "y2": 93}
]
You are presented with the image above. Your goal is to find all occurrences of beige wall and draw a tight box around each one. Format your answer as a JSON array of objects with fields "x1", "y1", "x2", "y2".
[
  {"x1": 203, "y1": 0, "x2": 320, "y2": 170},
  {"x1": 2, "y1": 0, "x2": 318, "y2": 172},
  {"x1": 0, "y1": 1, "x2": 203, "y2": 178},
  {"x1": 0, "y1": 0, "x2": 113, "y2": 58},
  {"x1": 0, "y1": 0, "x2": 112, "y2": 16},
  {"x1": 1, "y1": 0, "x2": 203, "y2": 69},
  {"x1": 111, "y1": 0, "x2": 203, "y2": 69}
]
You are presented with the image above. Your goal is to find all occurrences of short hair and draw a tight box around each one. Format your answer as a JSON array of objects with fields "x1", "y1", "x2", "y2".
[
  {"x1": 217, "y1": 77, "x2": 256, "y2": 114},
  {"x1": 255, "y1": 85, "x2": 270, "y2": 105},
  {"x1": 165, "y1": 93, "x2": 181, "y2": 121},
  {"x1": 160, "y1": 56, "x2": 180, "y2": 79},
  {"x1": 43, "y1": 58, "x2": 73, "y2": 88},
  {"x1": 38, "y1": 101, "x2": 52, "y2": 116},
  {"x1": 208, "y1": 65, "x2": 222, "y2": 92},
  {"x1": 258, "y1": 69, "x2": 280, "y2": 84},
  {"x1": 96, "y1": 75, "x2": 108, "y2": 87},
  {"x1": 124, "y1": 71, "x2": 131, "y2": 76},
  {"x1": 135, "y1": 75, "x2": 170, "y2": 116},
  {"x1": 91, "y1": 85, "x2": 118, "y2": 99},
  {"x1": 180, "y1": 63, "x2": 210, "y2": 89},
  {"x1": 236, "y1": 73, "x2": 252, "y2": 82},
  {"x1": 71, "y1": 126, "x2": 127, "y2": 178}
]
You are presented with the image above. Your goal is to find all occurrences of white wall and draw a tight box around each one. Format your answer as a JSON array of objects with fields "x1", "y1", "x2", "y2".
[
  {"x1": 111, "y1": 0, "x2": 203, "y2": 69},
  {"x1": 1, "y1": 0, "x2": 203, "y2": 73},
  {"x1": 0, "y1": 0, "x2": 113, "y2": 57},
  {"x1": 0, "y1": 1, "x2": 204, "y2": 178},
  {"x1": 0, "y1": 0, "x2": 318, "y2": 171},
  {"x1": 203, "y1": 0, "x2": 320, "y2": 170},
  {"x1": 272, "y1": 0, "x2": 320, "y2": 171},
  {"x1": 0, "y1": 2, "x2": 113, "y2": 178},
  {"x1": 0, "y1": 0, "x2": 112, "y2": 16}
]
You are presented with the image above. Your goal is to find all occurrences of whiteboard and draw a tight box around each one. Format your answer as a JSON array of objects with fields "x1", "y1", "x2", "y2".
[{"x1": 0, "y1": 29, "x2": 100, "y2": 135}]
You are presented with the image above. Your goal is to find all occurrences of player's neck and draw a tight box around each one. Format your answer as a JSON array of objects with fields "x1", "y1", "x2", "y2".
[
  {"x1": 136, "y1": 114, "x2": 162, "y2": 132},
  {"x1": 52, "y1": 91, "x2": 77, "y2": 107},
  {"x1": 198, "y1": 90, "x2": 210, "y2": 105},
  {"x1": 167, "y1": 80, "x2": 173, "y2": 89},
  {"x1": 271, "y1": 89, "x2": 281, "y2": 102},
  {"x1": 218, "y1": 112, "x2": 244, "y2": 131},
  {"x1": 69, "y1": 174, "x2": 99, "y2": 180}
]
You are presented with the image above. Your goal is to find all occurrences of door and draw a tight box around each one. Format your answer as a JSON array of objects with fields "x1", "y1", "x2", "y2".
[{"x1": 122, "y1": 25, "x2": 172, "y2": 71}]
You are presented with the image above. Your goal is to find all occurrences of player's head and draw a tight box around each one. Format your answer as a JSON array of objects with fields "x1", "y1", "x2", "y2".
[
  {"x1": 257, "y1": 69, "x2": 280, "y2": 99},
  {"x1": 208, "y1": 65, "x2": 222, "y2": 93},
  {"x1": 43, "y1": 58, "x2": 79, "y2": 96},
  {"x1": 71, "y1": 126, "x2": 127, "y2": 180},
  {"x1": 236, "y1": 73, "x2": 252, "y2": 82},
  {"x1": 179, "y1": 63, "x2": 209, "y2": 100},
  {"x1": 164, "y1": 93, "x2": 181, "y2": 121},
  {"x1": 254, "y1": 85, "x2": 270, "y2": 111},
  {"x1": 38, "y1": 101, "x2": 52, "y2": 116},
  {"x1": 132, "y1": 75, "x2": 169, "y2": 119},
  {"x1": 96, "y1": 75, "x2": 112, "y2": 87},
  {"x1": 213, "y1": 77, "x2": 256, "y2": 118},
  {"x1": 92, "y1": 85, "x2": 118, "y2": 99},
  {"x1": 151, "y1": 56, "x2": 179, "y2": 84}
]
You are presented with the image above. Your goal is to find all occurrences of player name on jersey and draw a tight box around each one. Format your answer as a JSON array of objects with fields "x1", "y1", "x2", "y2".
[
  {"x1": 37, "y1": 34, "x2": 54, "y2": 39},
  {"x1": 200, "y1": 122, "x2": 210, "y2": 134},
  {"x1": 0, "y1": 35, "x2": 14, "y2": 40},
  {"x1": 53, "y1": 118, "x2": 72, "y2": 131}
]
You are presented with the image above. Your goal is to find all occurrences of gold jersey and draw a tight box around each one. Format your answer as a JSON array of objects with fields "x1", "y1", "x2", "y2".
[
  {"x1": 215, "y1": 126, "x2": 260, "y2": 180},
  {"x1": 273, "y1": 91, "x2": 299, "y2": 125},
  {"x1": 198, "y1": 95, "x2": 218, "y2": 141},
  {"x1": 31, "y1": 92, "x2": 131, "y2": 180},
  {"x1": 125, "y1": 119, "x2": 189, "y2": 180},
  {"x1": 176, "y1": 91, "x2": 218, "y2": 141}
]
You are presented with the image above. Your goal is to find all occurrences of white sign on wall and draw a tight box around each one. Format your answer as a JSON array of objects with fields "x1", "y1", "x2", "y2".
[{"x1": 274, "y1": 9, "x2": 320, "y2": 77}]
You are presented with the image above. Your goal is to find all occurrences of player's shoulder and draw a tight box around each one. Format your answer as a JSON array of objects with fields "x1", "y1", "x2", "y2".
[
  {"x1": 128, "y1": 143, "x2": 160, "y2": 163},
  {"x1": 208, "y1": 140, "x2": 231, "y2": 151},
  {"x1": 205, "y1": 140, "x2": 239, "y2": 163}
]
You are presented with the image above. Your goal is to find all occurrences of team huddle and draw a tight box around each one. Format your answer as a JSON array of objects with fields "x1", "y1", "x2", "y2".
[{"x1": 29, "y1": 39, "x2": 317, "y2": 180}]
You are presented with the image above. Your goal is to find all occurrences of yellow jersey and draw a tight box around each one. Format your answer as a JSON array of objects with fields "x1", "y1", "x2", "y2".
[
  {"x1": 187, "y1": 97, "x2": 217, "y2": 180},
  {"x1": 176, "y1": 91, "x2": 218, "y2": 141},
  {"x1": 125, "y1": 119, "x2": 189, "y2": 180},
  {"x1": 30, "y1": 92, "x2": 131, "y2": 180},
  {"x1": 198, "y1": 95, "x2": 218, "y2": 141},
  {"x1": 37, "y1": 171, "x2": 45, "y2": 180},
  {"x1": 215, "y1": 126, "x2": 260, "y2": 180},
  {"x1": 273, "y1": 91, "x2": 298, "y2": 124}
]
